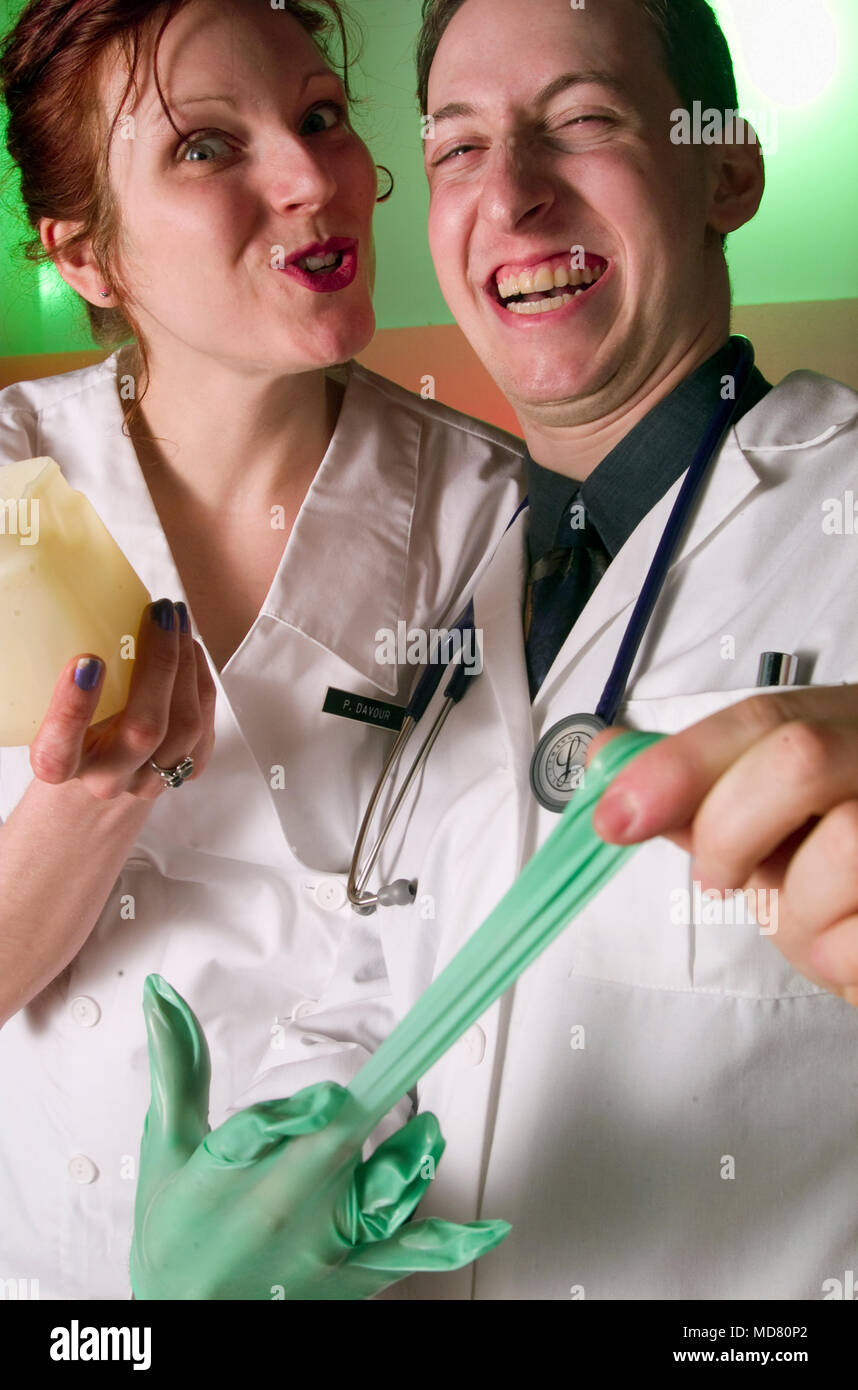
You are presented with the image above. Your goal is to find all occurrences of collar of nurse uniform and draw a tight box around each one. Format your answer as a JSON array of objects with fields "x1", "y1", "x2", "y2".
[{"x1": 259, "y1": 360, "x2": 420, "y2": 696}]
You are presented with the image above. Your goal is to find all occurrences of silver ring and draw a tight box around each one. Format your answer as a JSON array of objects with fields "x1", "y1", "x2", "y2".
[{"x1": 149, "y1": 755, "x2": 194, "y2": 789}]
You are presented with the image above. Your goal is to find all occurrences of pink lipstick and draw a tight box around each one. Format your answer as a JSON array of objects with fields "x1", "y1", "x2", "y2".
[{"x1": 277, "y1": 236, "x2": 358, "y2": 293}]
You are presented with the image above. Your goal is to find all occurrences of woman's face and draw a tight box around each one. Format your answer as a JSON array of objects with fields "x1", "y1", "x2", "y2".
[{"x1": 101, "y1": 0, "x2": 378, "y2": 376}]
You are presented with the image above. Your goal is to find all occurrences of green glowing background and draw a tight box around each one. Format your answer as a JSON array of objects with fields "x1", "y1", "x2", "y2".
[{"x1": 0, "y1": 0, "x2": 855, "y2": 357}]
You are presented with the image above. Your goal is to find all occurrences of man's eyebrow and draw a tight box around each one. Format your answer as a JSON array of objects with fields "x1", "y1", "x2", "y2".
[{"x1": 429, "y1": 70, "x2": 632, "y2": 126}]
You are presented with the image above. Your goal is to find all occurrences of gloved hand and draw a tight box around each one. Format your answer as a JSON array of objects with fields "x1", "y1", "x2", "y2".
[{"x1": 130, "y1": 974, "x2": 509, "y2": 1300}]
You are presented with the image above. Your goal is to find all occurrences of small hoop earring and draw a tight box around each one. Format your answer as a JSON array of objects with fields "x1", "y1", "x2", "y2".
[{"x1": 375, "y1": 164, "x2": 394, "y2": 203}]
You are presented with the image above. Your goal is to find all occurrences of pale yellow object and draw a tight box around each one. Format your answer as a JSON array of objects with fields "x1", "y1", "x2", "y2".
[{"x1": 0, "y1": 458, "x2": 151, "y2": 747}]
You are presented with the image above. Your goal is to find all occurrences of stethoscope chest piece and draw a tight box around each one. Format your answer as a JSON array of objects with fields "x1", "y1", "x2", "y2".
[{"x1": 530, "y1": 713, "x2": 607, "y2": 813}]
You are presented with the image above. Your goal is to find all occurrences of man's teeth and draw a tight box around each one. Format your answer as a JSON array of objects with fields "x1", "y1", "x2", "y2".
[
  {"x1": 496, "y1": 260, "x2": 605, "y2": 300},
  {"x1": 506, "y1": 293, "x2": 584, "y2": 316},
  {"x1": 297, "y1": 251, "x2": 342, "y2": 271}
]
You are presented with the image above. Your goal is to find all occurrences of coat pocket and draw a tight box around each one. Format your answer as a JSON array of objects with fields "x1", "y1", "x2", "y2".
[{"x1": 567, "y1": 687, "x2": 827, "y2": 999}]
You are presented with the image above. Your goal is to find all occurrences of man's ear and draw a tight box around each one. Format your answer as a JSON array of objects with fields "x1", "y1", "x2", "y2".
[
  {"x1": 706, "y1": 119, "x2": 765, "y2": 237},
  {"x1": 38, "y1": 217, "x2": 114, "y2": 306}
]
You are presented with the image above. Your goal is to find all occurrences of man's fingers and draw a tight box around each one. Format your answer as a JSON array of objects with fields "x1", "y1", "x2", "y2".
[
  {"x1": 587, "y1": 726, "x2": 622, "y2": 761},
  {"x1": 683, "y1": 719, "x2": 858, "y2": 888},
  {"x1": 29, "y1": 654, "x2": 105, "y2": 783},
  {"x1": 780, "y1": 801, "x2": 858, "y2": 936},
  {"x1": 809, "y1": 917, "x2": 858, "y2": 1000},
  {"x1": 591, "y1": 687, "x2": 858, "y2": 845},
  {"x1": 588, "y1": 725, "x2": 692, "y2": 850}
]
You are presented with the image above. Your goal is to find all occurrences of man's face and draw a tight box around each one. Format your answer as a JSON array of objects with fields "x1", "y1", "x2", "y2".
[{"x1": 424, "y1": 0, "x2": 721, "y2": 423}]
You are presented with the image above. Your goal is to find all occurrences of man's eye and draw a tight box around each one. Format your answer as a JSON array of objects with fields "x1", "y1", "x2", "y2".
[
  {"x1": 301, "y1": 101, "x2": 346, "y2": 136},
  {"x1": 177, "y1": 131, "x2": 234, "y2": 163},
  {"x1": 434, "y1": 143, "x2": 477, "y2": 166},
  {"x1": 561, "y1": 114, "x2": 612, "y2": 129}
]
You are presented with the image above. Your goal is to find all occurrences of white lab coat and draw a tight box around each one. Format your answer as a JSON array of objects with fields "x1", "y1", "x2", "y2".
[
  {"x1": 369, "y1": 370, "x2": 858, "y2": 1300},
  {"x1": 0, "y1": 350, "x2": 526, "y2": 1299}
]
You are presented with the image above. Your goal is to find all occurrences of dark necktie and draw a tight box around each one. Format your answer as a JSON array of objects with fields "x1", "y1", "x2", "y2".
[{"x1": 523, "y1": 496, "x2": 611, "y2": 699}]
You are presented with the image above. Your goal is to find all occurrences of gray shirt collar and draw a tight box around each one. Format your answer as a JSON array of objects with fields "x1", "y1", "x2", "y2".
[{"x1": 526, "y1": 337, "x2": 772, "y2": 562}]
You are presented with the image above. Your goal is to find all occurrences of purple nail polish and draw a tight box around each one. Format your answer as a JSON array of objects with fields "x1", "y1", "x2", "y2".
[
  {"x1": 175, "y1": 601, "x2": 190, "y2": 634},
  {"x1": 151, "y1": 598, "x2": 175, "y2": 631},
  {"x1": 74, "y1": 657, "x2": 103, "y2": 692}
]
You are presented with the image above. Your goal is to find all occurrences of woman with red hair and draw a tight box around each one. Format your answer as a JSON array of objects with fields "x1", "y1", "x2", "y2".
[{"x1": 0, "y1": 0, "x2": 524, "y2": 1298}]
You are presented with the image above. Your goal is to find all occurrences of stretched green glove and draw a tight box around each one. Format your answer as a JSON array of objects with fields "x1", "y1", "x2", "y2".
[
  {"x1": 130, "y1": 974, "x2": 508, "y2": 1300},
  {"x1": 132, "y1": 730, "x2": 662, "y2": 1299}
]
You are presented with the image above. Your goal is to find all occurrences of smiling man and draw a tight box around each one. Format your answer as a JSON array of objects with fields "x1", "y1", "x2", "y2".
[{"x1": 379, "y1": 0, "x2": 858, "y2": 1300}]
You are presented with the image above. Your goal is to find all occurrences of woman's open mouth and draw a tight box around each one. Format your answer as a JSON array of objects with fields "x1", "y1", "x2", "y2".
[{"x1": 277, "y1": 237, "x2": 358, "y2": 293}]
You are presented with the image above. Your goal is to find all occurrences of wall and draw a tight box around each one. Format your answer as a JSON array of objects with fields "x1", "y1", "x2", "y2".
[{"x1": 1, "y1": 0, "x2": 855, "y2": 415}]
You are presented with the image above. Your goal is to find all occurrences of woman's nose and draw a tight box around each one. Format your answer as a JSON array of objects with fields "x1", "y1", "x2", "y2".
[{"x1": 265, "y1": 135, "x2": 338, "y2": 214}]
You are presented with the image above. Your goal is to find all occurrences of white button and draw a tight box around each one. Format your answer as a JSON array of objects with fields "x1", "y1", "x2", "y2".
[
  {"x1": 68, "y1": 1155, "x2": 98, "y2": 1185},
  {"x1": 290, "y1": 1000, "x2": 316, "y2": 1021},
  {"x1": 70, "y1": 995, "x2": 101, "y2": 1027},
  {"x1": 314, "y1": 878, "x2": 347, "y2": 912},
  {"x1": 459, "y1": 1025, "x2": 486, "y2": 1067}
]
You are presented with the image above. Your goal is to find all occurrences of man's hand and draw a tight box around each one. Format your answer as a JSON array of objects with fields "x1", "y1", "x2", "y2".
[{"x1": 588, "y1": 686, "x2": 858, "y2": 1006}]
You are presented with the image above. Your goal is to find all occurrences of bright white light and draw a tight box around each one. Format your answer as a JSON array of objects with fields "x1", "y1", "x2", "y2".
[{"x1": 715, "y1": 0, "x2": 839, "y2": 107}]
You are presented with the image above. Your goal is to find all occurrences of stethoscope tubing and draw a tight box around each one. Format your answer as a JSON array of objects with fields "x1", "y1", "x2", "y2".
[
  {"x1": 348, "y1": 339, "x2": 756, "y2": 906},
  {"x1": 595, "y1": 337, "x2": 756, "y2": 724}
]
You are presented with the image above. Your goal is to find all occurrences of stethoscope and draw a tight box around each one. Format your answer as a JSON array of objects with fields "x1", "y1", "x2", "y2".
[{"x1": 347, "y1": 338, "x2": 757, "y2": 914}]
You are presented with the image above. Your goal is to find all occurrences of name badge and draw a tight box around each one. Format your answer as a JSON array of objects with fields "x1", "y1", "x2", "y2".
[{"x1": 323, "y1": 686, "x2": 406, "y2": 731}]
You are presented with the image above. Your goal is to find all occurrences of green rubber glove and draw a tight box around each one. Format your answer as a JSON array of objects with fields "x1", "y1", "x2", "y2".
[
  {"x1": 130, "y1": 973, "x2": 509, "y2": 1300},
  {"x1": 350, "y1": 731, "x2": 665, "y2": 1118},
  {"x1": 132, "y1": 730, "x2": 662, "y2": 1299}
]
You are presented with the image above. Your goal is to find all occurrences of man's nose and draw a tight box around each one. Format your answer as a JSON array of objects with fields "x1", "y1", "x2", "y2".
[{"x1": 477, "y1": 142, "x2": 555, "y2": 232}]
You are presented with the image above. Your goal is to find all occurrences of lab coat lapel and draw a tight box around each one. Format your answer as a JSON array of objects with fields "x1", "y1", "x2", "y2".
[
  {"x1": 534, "y1": 428, "x2": 762, "y2": 710},
  {"x1": 379, "y1": 512, "x2": 533, "y2": 1000},
  {"x1": 61, "y1": 358, "x2": 293, "y2": 871},
  {"x1": 471, "y1": 511, "x2": 534, "y2": 857},
  {"x1": 158, "y1": 661, "x2": 296, "y2": 870},
  {"x1": 67, "y1": 355, "x2": 186, "y2": 608}
]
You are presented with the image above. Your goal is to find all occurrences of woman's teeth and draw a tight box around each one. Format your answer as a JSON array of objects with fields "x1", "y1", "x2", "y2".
[
  {"x1": 296, "y1": 251, "x2": 343, "y2": 271},
  {"x1": 496, "y1": 258, "x2": 606, "y2": 313}
]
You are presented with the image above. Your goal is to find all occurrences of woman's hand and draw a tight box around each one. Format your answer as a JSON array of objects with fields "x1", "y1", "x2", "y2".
[
  {"x1": 29, "y1": 598, "x2": 217, "y2": 801},
  {"x1": 588, "y1": 686, "x2": 858, "y2": 1006}
]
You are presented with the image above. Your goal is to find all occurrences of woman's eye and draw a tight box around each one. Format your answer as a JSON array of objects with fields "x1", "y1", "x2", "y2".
[
  {"x1": 177, "y1": 131, "x2": 234, "y2": 163},
  {"x1": 301, "y1": 102, "x2": 345, "y2": 136}
]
